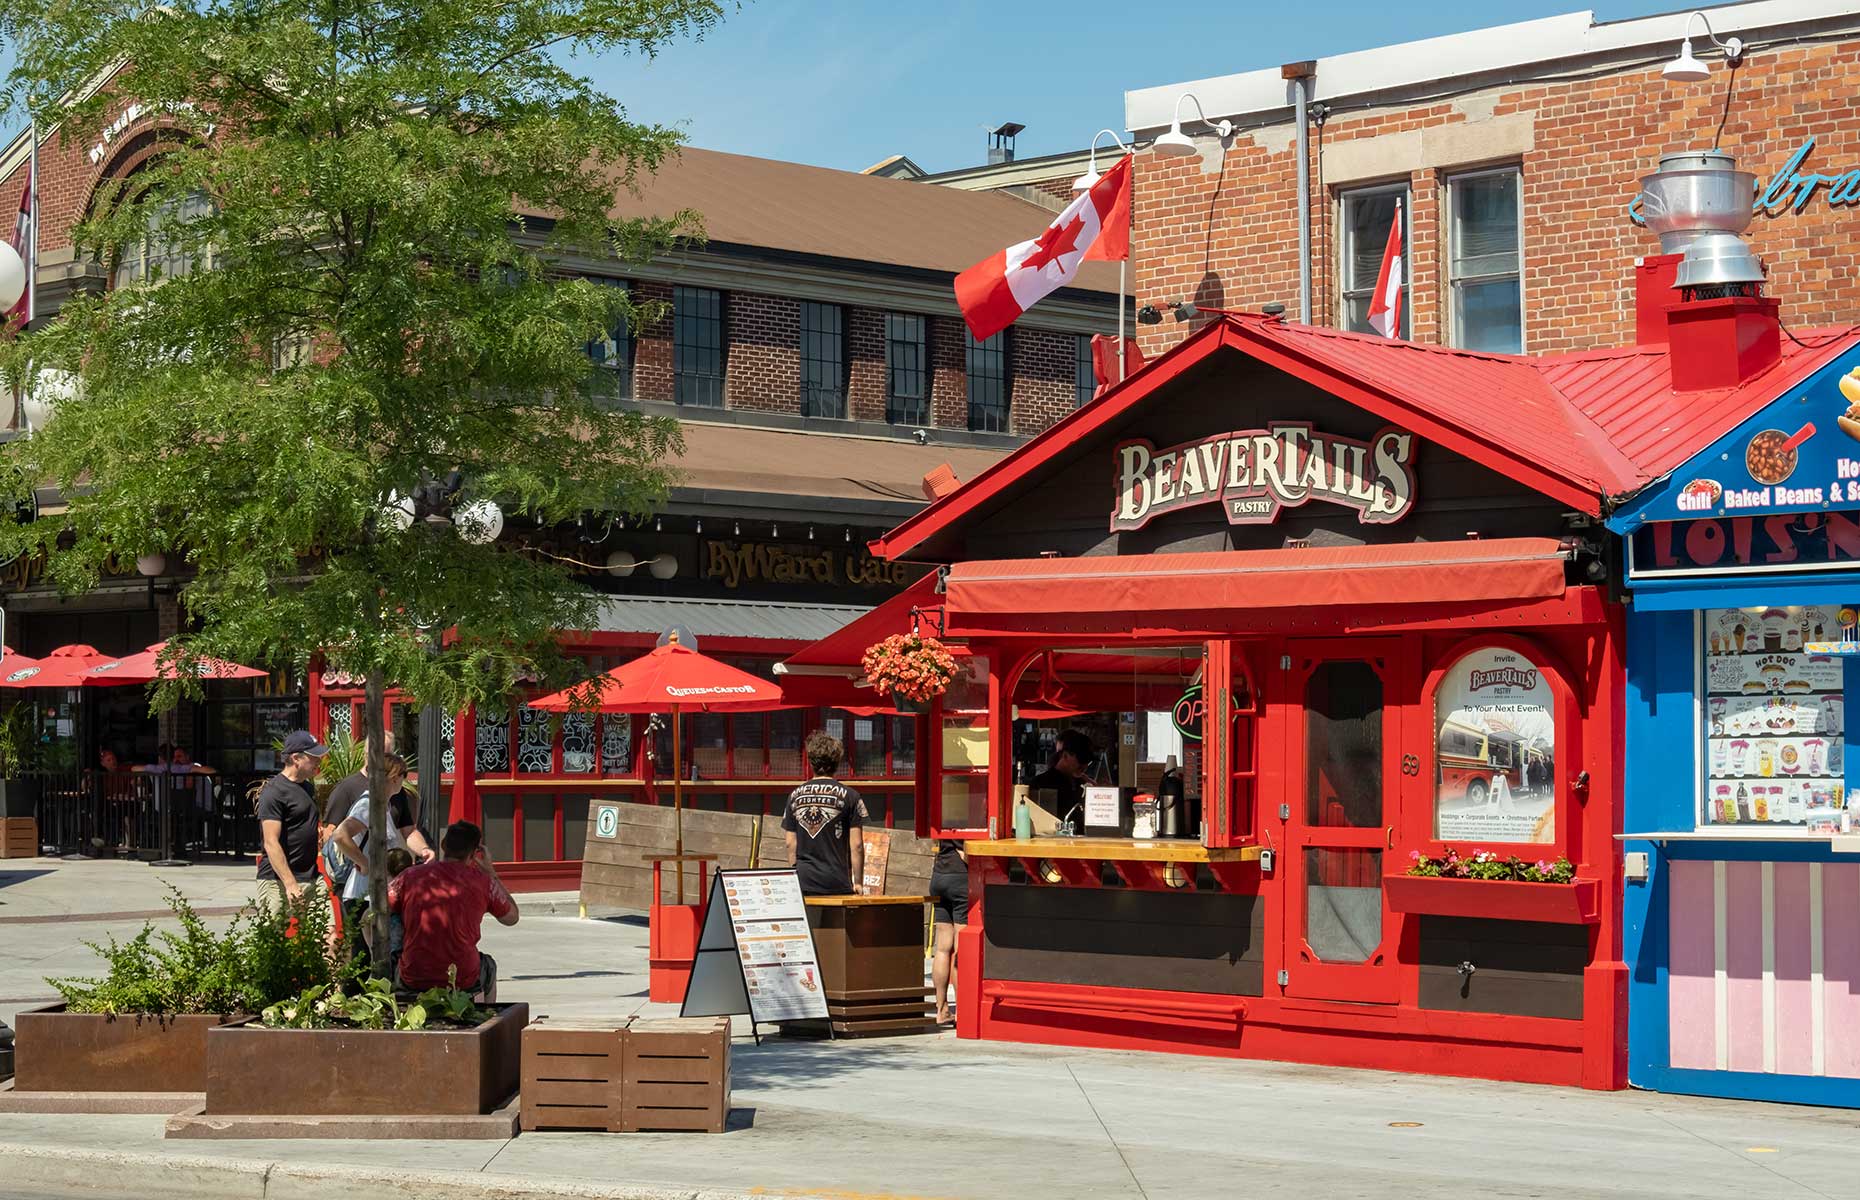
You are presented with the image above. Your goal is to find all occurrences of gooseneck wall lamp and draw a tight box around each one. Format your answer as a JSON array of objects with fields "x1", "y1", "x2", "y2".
[
  {"x1": 1071, "y1": 129, "x2": 1132, "y2": 194},
  {"x1": 1152, "y1": 93, "x2": 1233, "y2": 158},
  {"x1": 1663, "y1": 10, "x2": 1745, "y2": 83}
]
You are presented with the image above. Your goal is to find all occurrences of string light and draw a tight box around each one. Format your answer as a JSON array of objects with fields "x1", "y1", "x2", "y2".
[
  {"x1": 844, "y1": 528, "x2": 851, "y2": 543},
  {"x1": 807, "y1": 525, "x2": 815, "y2": 540},
  {"x1": 695, "y1": 518, "x2": 703, "y2": 533},
  {"x1": 733, "y1": 520, "x2": 740, "y2": 536},
  {"x1": 772, "y1": 522, "x2": 780, "y2": 537},
  {"x1": 655, "y1": 516, "x2": 662, "y2": 531}
]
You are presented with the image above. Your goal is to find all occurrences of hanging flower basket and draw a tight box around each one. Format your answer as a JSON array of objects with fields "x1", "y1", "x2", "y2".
[{"x1": 862, "y1": 632, "x2": 958, "y2": 711}]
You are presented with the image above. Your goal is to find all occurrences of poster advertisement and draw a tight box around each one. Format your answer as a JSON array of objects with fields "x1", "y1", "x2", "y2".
[
  {"x1": 1434, "y1": 646, "x2": 1557, "y2": 844},
  {"x1": 683, "y1": 869, "x2": 829, "y2": 1026},
  {"x1": 1702, "y1": 607, "x2": 1845, "y2": 829}
]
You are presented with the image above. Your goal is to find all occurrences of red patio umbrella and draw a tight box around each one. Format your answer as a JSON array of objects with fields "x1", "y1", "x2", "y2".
[
  {"x1": 82, "y1": 641, "x2": 268, "y2": 685},
  {"x1": 0, "y1": 653, "x2": 43, "y2": 688},
  {"x1": 529, "y1": 634, "x2": 787, "y2": 895},
  {"x1": 6, "y1": 644, "x2": 111, "y2": 689}
]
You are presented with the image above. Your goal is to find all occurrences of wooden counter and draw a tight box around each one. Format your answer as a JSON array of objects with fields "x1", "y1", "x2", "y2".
[
  {"x1": 965, "y1": 838, "x2": 1262, "y2": 863},
  {"x1": 801, "y1": 894, "x2": 927, "y2": 907}
]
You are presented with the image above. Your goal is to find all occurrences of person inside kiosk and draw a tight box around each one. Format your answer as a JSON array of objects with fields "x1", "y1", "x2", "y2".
[{"x1": 1010, "y1": 646, "x2": 1205, "y2": 841}]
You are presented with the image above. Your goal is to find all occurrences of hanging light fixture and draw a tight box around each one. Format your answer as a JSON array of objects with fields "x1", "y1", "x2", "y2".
[
  {"x1": 0, "y1": 242, "x2": 24, "y2": 311},
  {"x1": 1152, "y1": 93, "x2": 1232, "y2": 158},
  {"x1": 1662, "y1": 11, "x2": 1744, "y2": 83}
]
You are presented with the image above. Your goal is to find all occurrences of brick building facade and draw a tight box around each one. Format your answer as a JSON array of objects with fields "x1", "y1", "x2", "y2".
[{"x1": 1122, "y1": 3, "x2": 1860, "y2": 360}]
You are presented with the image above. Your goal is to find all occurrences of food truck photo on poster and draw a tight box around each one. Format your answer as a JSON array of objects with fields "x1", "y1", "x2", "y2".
[{"x1": 1434, "y1": 646, "x2": 1556, "y2": 843}]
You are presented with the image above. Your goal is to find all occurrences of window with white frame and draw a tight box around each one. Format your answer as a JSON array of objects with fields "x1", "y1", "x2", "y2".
[
  {"x1": 1447, "y1": 168, "x2": 1524, "y2": 353},
  {"x1": 1338, "y1": 184, "x2": 1409, "y2": 337}
]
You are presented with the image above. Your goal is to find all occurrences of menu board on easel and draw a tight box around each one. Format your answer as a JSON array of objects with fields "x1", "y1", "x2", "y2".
[{"x1": 681, "y1": 869, "x2": 829, "y2": 1027}]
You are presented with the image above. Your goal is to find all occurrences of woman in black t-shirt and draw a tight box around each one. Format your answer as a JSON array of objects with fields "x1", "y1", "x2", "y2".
[{"x1": 930, "y1": 839, "x2": 967, "y2": 1026}]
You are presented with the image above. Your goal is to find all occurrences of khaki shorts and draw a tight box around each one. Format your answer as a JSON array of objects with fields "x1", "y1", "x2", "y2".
[{"x1": 255, "y1": 876, "x2": 328, "y2": 919}]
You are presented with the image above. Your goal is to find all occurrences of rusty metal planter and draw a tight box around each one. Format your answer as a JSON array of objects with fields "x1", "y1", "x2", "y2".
[
  {"x1": 11, "y1": 1005, "x2": 241, "y2": 1092},
  {"x1": 203, "y1": 1003, "x2": 528, "y2": 1116}
]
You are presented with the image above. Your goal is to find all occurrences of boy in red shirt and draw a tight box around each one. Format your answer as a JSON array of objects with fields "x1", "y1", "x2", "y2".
[{"x1": 387, "y1": 820, "x2": 519, "y2": 1000}]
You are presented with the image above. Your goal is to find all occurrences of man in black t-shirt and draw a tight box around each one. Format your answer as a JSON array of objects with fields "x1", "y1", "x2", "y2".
[
  {"x1": 256, "y1": 730, "x2": 328, "y2": 912},
  {"x1": 1031, "y1": 728, "x2": 1093, "y2": 824},
  {"x1": 781, "y1": 731, "x2": 866, "y2": 896}
]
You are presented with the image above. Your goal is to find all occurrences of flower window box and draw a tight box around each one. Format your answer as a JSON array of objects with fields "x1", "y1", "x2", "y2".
[{"x1": 1383, "y1": 874, "x2": 1600, "y2": 925}]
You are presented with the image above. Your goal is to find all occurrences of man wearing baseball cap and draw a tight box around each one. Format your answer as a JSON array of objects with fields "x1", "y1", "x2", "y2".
[{"x1": 257, "y1": 730, "x2": 328, "y2": 913}]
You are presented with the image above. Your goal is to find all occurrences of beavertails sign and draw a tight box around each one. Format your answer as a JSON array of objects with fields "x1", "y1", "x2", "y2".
[{"x1": 1112, "y1": 424, "x2": 1417, "y2": 531}]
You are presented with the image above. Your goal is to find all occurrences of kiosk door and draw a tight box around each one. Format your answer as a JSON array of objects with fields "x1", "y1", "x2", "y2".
[{"x1": 1281, "y1": 639, "x2": 1407, "y2": 1003}]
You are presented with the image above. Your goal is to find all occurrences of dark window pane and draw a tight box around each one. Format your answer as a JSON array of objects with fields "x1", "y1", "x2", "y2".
[
  {"x1": 516, "y1": 706, "x2": 553, "y2": 774},
  {"x1": 561, "y1": 712, "x2": 596, "y2": 774},
  {"x1": 965, "y1": 328, "x2": 1008, "y2": 432},
  {"x1": 1304, "y1": 660, "x2": 1384, "y2": 828},
  {"x1": 885, "y1": 313, "x2": 927, "y2": 425},
  {"x1": 732, "y1": 714, "x2": 767, "y2": 777},
  {"x1": 600, "y1": 714, "x2": 632, "y2": 775},
  {"x1": 481, "y1": 793, "x2": 516, "y2": 862},
  {"x1": 1449, "y1": 171, "x2": 1523, "y2": 353},
  {"x1": 674, "y1": 286, "x2": 724, "y2": 407},
  {"x1": 1075, "y1": 335, "x2": 1096, "y2": 408},
  {"x1": 1304, "y1": 847, "x2": 1383, "y2": 962},
  {"x1": 769, "y1": 709, "x2": 804, "y2": 778},
  {"x1": 691, "y1": 712, "x2": 729, "y2": 779},
  {"x1": 522, "y1": 795, "x2": 557, "y2": 861},
  {"x1": 585, "y1": 279, "x2": 632, "y2": 405},
  {"x1": 889, "y1": 716, "x2": 915, "y2": 776},
  {"x1": 561, "y1": 795, "x2": 591, "y2": 861},
  {"x1": 799, "y1": 301, "x2": 846, "y2": 418},
  {"x1": 475, "y1": 709, "x2": 510, "y2": 773},
  {"x1": 1339, "y1": 188, "x2": 1408, "y2": 336}
]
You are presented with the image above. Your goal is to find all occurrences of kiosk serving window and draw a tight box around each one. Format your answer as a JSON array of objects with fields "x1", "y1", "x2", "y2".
[
  {"x1": 1433, "y1": 644, "x2": 1557, "y2": 844},
  {"x1": 1008, "y1": 646, "x2": 1207, "y2": 839},
  {"x1": 1701, "y1": 606, "x2": 1845, "y2": 830}
]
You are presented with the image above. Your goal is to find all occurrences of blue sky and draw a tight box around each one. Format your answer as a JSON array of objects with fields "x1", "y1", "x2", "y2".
[{"x1": 2, "y1": 2, "x2": 1691, "y2": 170}]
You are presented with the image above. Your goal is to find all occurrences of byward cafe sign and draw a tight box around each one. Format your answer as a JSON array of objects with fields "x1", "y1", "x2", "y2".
[{"x1": 1112, "y1": 423, "x2": 1417, "y2": 531}]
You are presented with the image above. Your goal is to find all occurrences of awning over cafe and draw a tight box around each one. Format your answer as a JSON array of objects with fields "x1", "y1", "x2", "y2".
[
  {"x1": 943, "y1": 537, "x2": 1571, "y2": 626},
  {"x1": 774, "y1": 574, "x2": 944, "y2": 710}
]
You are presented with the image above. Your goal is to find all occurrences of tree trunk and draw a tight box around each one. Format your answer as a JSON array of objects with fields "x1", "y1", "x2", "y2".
[{"x1": 364, "y1": 671, "x2": 390, "y2": 978}]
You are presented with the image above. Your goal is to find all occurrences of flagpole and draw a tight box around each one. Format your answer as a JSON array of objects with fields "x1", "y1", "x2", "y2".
[
  {"x1": 1117, "y1": 260, "x2": 1126, "y2": 382},
  {"x1": 26, "y1": 117, "x2": 36, "y2": 325}
]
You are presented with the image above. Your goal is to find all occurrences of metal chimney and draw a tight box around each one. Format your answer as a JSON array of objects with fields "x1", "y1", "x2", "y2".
[
  {"x1": 988, "y1": 121, "x2": 1025, "y2": 165},
  {"x1": 1636, "y1": 150, "x2": 1765, "y2": 293}
]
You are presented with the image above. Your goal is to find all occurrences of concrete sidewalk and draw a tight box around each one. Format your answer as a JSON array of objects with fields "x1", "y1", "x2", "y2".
[{"x1": 4, "y1": 857, "x2": 1860, "y2": 1199}]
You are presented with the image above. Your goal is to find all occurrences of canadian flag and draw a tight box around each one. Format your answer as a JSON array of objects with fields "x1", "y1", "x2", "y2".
[
  {"x1": 1366, "y1": 201, "x2": 1403, "y2": 339},
  {"x1": 6, "y1": 164, "x2": 30, "y2": 328},
  {"x1": 956, "y1": 154, "x2": 1130, "y2": 342}
]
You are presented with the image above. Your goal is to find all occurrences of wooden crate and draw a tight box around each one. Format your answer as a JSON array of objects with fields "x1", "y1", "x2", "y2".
[
  {"x1": 621, "y1": 1017, "x2": 730, "y2": 1133},
  {"x1": 0, "y1": 818, "x2": 36, "y2": 860},
  {"x1": 519, "y1": 1017, "x2": 628, "y2": 1133}
]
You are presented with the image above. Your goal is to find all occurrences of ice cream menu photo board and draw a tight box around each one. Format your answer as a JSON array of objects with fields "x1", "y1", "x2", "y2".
[
  {"x1": 681, "y1": 869, "x2": 829, "y2": 1027},
  {"x1": 1702, "y1": 607, "x2": 1846, "y2": 830}
]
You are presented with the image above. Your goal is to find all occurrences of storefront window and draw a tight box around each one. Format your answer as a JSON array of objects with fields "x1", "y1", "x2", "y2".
[
  {"x1": 1702, "y1": 607, "x2": 1844, "y2": 830},
  {"x1": 1005, "y1": 647, "x2": 1205, "y2": 838},
  {"x1": 935, "y1": 654, "x2": 993, "y2": 835},
  {"x1": 600, "y1": 714, "x2": 632, "y2": 775},
  {"x1": 1433, "y1": 644, "x2": 1556, "y2": 844},
  {"x1": 560, "y1": 711, "x2": 596, "y2": 774}
]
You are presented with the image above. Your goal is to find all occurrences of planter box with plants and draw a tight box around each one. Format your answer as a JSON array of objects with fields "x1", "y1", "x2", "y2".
[
  {"x1": 1386, "y1": 850, "x2": 1599, "y2": 925},
  {"x1": 8, "y1": 888, "x2": 335, "y2": 1101},
  {"x1": 204, "y1": 977, "x2": 526, "y2": 1116}
]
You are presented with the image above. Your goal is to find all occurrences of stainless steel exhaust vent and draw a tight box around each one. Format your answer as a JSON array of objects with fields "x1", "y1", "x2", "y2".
[{"x1": 1637, "y1": 150, "x2": 1765, "y2": 290}]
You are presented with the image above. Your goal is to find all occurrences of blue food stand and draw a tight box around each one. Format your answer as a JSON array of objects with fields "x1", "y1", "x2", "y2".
[{"x1": 1612, "y1": 335, "x2": 1860, "y2": 1107}]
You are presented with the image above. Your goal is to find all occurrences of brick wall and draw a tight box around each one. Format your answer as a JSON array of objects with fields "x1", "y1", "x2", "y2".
[
  {"x1": 722, "y1": 291, "x2": 800, "y2": 414},
  {"x1": 1009, "y1": 326, "x2": 1078, "y2": 435},
  {"x1": 5, "y1": 110, "x2": 1094, "y2": 439},
  {"x1": 1134, "y1": 38, "x2": 1860, "y2": 360}
]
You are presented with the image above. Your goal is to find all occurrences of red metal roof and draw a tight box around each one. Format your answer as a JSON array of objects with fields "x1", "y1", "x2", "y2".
[{"x1": 870, "y1": 313, "x2": 1860, "y2": 564}]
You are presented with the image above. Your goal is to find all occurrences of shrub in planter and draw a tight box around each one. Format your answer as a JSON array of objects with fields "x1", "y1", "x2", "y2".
[{"x1": 19, "y1": 888, "x2": 341, "y2": 1093}]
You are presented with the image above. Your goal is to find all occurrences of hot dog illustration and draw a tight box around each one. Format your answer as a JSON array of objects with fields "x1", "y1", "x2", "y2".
[{"x1": 1840, "y1": 368, "x2": 1860, "y2": 441}]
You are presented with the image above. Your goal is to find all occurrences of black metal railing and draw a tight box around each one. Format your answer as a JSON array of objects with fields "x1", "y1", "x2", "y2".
[{"x1": 30, "y1": 770, "x2": 266, "y2": 862}]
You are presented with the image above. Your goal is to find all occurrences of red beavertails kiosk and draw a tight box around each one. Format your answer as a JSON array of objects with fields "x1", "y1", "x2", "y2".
[{"x1": 852, "y1": 314, "x2": 1630, "y2": 1089}]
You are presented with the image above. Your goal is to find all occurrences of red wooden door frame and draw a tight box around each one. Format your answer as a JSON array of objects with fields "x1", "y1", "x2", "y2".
[{"x1": 1278, "y1": 636, "x2": 1412, "y2": 1004}]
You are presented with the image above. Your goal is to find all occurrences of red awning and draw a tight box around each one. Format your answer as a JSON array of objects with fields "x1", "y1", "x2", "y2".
[{"x1": 944, "y1": 538, "x2": 1569, "y2": 622}]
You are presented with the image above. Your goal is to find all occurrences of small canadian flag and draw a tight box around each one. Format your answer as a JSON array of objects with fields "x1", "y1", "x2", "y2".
[
  {"x1": 1366, "y1": 200, "x2": 1403, "y2": 339},
  {"x1": 955, "y1": 154, "x2": 1130, "y2": 342}
]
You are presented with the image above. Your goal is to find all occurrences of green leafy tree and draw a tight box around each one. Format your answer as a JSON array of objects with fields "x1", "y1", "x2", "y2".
[{"x1": 0, "y1": 0, "x2": 725, "y2": 971}]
